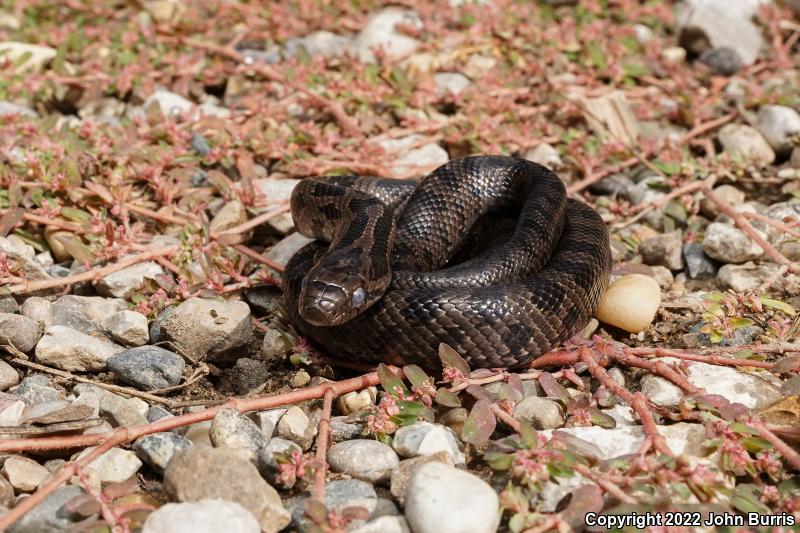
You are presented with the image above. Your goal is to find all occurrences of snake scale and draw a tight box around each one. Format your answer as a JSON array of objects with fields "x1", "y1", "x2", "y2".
[{"x1": 283, "y1": 156, "x2": 611, "y2": 369}]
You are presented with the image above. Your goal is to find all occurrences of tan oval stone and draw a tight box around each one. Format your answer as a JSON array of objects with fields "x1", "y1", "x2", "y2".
[{"x1": 595, "y1": 274, "x2": 661, "y2": 333}]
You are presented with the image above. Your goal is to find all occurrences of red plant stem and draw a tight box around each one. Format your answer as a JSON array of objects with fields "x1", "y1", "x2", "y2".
[
  {"x1": 0, "y1": 208, "x2": 82, "y2": 233},
  {"x1": 491, "y1": 403, "x2": 521, "y2": 433},
  {"x1": 743, "y1": 211, "x2": 800, "y2": 240},
  {"x1": 566, "y1": 157, "x2": 638, "y2": 195},
  {"x1": 749, "y1": 419, "x2": 800, "y2": 472},
  {"x1": 630, "y1": 348, "x2": 777, "y2": 370},
  {"x1": 234, "y1": 244, "x2": 286, "y2": 272},
  {"x1": 610, "y1": 351, "x2": 700, "y2": 395},
  {"x1": 7, "y1": 246, "x2": 179, "y2": 294},
  {"x1": 705, "y1": 187, "x2": 800, "y2": 274},
  {"x1": 312, "y1": 387, "x2": 336, "y2": 502},
  {"x1": 573, "y1": 463, "x2": 636, "y2": 504},
  {"x1": 678, "y1": 112, "x2": 737, "y2": 144},
  {"x1": 627, "y1": 176, "x2": 715, "y2": 215},
  {"x1": 125, "y1": 203, "x2": 197, "y2": 226},
  {"x1": 211, "y1": 204, "x2": 290, "y2": 240}
]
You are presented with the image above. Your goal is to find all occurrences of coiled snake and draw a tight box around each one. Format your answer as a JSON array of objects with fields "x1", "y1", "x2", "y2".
[{"x1": 283, "y1": 156, "x2": 611, "y2": 369}]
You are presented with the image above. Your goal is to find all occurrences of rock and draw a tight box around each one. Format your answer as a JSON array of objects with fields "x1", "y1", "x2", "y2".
[
  {"x1": 0, "y1": 41, "x2": 56, "y2": 72},
  {"x1": 257, "y1": 437, "x2": 302, "y2": 485},
  {"x1": 718, "y1": 124, "x2": 775, "y2": 166},
  {"x1": 266, "y1": 232, "x2": 314, "y2": 267},
  {"x1": 254, "y1": 178, "x2": 300, "y2": 205},
  {"x1": 327, "y1": 439, "x2": 399, "y2": 483},
  {"x1": 134, "y1": 432, "x2": 192, "y2": 474},
  {"x1": 20, "y1": 296, "x2": 53, "y2": 325},
  {"x1": 595, "y1": 274, "x2": 661, "y2": 333},
  {"x1": 160, "y1": 297, "x2": 252, "y2": 363},
  {"x1": 95, "y1": 261, "x2": 165, "y2": 297},
  {"x1": 683, "y1": 242, "x2": 718, "y2": 279},
  {"x1": 144, "y1": 88, "x2": 193, "y2": 117},
  {"x1": 7, "y1": 485, "x2": 83, "y2": 533},
  {"x1": 191, "y1": 132, "x2": 211, "y2": 155},
  {"x1": 143, "y1": 0, "x2": 186, "y2": 24},
  {"x1": 433, "y1": 72, "x2": 471, "y2": 96},
  {"x1": 0, "y1": 474, "x2": 13, "y2": 507},
  {"x1": 21, "y1": 401, "x2": 93, "y2": 425},
  {"x1": 107, "y1": 346, "x2": 185, "y2": 391},
  {"x1": 641, "y1": 375, "x2": 683, "y2": 406},
  {"x1": 284, "y1": 31, "x2": 352, "y2": 60},
  {"x1": 223, "y1": 358, "x2": 268, "y2": 395},
  {"x1": 12, "y1": 374, "x2": 62, "y2": 404},
  {"x1": 388, "y1": 141, "x2": 449, "y2": 177},
  {"x1": 649, "y1": 266, "x2": 674, "y2": 290},
  {"x1": 675, "y1": 0, "x2": 767, "y2": 65},
  {"x1": 0, "y1": 398, "x2": 24, "y2": 426},
  {"x1": 1, "y1": 455, "x2": 50, "y2": 492},
  {"x1": 99, "y1": 391, "x2": 149, "y2": 427},
  {"x1": 639, "y1": 231, "x2": 684, "y2": 271},
  {"x1": 392, "y1": 421, "x2": 465, "y2": 465},
  {"x1": 0, "y1": 237, "x2": 58, "y2": 298},
  {"x1": 438, "y1": 407, "x2": 468, "y2": 435},
  {"x1": 325, "y1": 478, "x2": 377, "y2": 515},
  {"x1": 277, "y1": 406, "x2": 317, "y2": 450},
  {"x1": 35, "y1": 325, "x2": 125, "y2": 371},
  {"x1": 579, "y1": 91, "x2": 640, "y2": 147},
  {"x1": 628, "y1": 177, "x2": 668, "y2": 227},
  {"x1": 148, "y1": 405, "x2": 175, "y2": 424},
  {"x1": 756, "y1": 105, "x2": 800, "y2": 155},
  {"x1": 0, "y1": 313, "x2": 43, "y2": 352},
  {"x1": 703, "y1": 222, "x2": 764, "y2": 263},
  {"x1": 72, "y1": 447, "x2": 141, "y2": 485},
  {"x1": 352, "y1": 516, "x2": 411, "y2": 533},
  {"x1": 0, "y1": 360, "x2": 19, "y2": 391},
  {"x1": 350, "y1": 8, "x2": 422, "y2": 63},
  {"x1": 0, "y1": 101, "x2": 36, "y2": 118},
  {"x1": 209, "y1": 200, "x2": 247, "y2": 233},
  {"x1": 717, "y1": 262, "x2": 795, "y2": 292},
  {"x1": 291, "y1": 369, "x2": 311, "y2": 388},
  {"x1": 588, "y1": 174, "x2": 635, "y2": 198},
  {"x1": 513, "y1": 397, "x2": 565, "y2": 429},
  {"x1": 337, "y1": 387, "x2": 377, "y2": 415},
  {"x1": 330, "y1": 416, "x2": 363, "y2": 441},
  {"x1": 51, "y1": 295, "x2": 127, "y2": 337},
  {"x1": 164, "y1": 446, "x2": 291, "y2": 533},
  {"x1": 699, "y1": 47, "x2": 743, "y2": 75},
  {"x1": 645, "y1": 357, "x2": 781, "y2": 409},
  {"x1": 0, "y1": 295, "x2": 18, "y2": 314},
  {"x1": 105, "y1": 310, "x2": 149, "y2": 346},
  {"x1": 404, "y1": 462, "x2": 500, "y2": 533},
  {"x1": 261, "y1": 328, "x2": 294, "y2": 360},
  {"x1": 604, "y1": 404, "x2": 638, "y2": 427},
  {"x1": 389, "y1": 452, "x2": 454, "y2": 504},
  {"x1": 250, "y1": 409, "x2": 285, "y2": 439},
  {"x1": 209, "y1": 408, "x2": 265, "y2": 461},
  {"x1": 523, "y1": 143, "x2": 563, "y2": 170},
  {"x1": 764, "y1": 201, "x2": 800, "y2": 260},
  {"x1": 143, "y1": 500, "x2": 261, "y2": 533}
]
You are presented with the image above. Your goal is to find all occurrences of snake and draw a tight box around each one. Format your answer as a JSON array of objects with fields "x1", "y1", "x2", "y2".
[{"x1": 282, "y1": 156, "x2": 611, "y2": 369}]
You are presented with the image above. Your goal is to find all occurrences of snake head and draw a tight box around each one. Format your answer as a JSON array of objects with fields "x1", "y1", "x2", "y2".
[{"x1": 298, "y1": 263, "x2": 379, "y2": 326}]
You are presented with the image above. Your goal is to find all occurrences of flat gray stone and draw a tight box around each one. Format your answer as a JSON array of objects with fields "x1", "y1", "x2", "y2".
[{"x1": 107, "y1": 346, "x2": 185, "y2": 391}]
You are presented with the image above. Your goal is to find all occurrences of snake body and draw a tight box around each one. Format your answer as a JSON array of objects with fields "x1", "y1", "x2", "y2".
[{"x1": 283, "y1": 156, "x2": 611, "y2": 369}]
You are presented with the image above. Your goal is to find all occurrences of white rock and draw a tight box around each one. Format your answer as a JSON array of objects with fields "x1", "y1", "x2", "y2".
[
  {"x1": 277, "y1": 406, "x2": 317, "y2": 450},
  {"x1": 513, "y1": 397, "x2": 564, "y2": 429},
  {"x1": 95, "y1": 261, "x2": 165, "y2": 297},
  {"x1": 0, "y1": 399, "x2": 24, "y2": 426},
  {"x1": 717, "y1": 262, "x2": 800, "y2": 293},
  {"x1": 718, "y1": 124, "x2": 775, "y2": 166},
  {"x1": 35, "y1": 325, "x2": 125, "y2": 372},
  {"x1": 404, "y1": 462, "x2": 500, "y2": 533},
  {"x1": 0, "y1": 42, "x2": 56, "y2": 72},
  {"x1": 74, "y1": 447, "x2": 142, "y2": 485},
  {"x1": 284, "y1": 31, "x2": 352, "y2": 59},
  {"x1": 392, "y1": 422, "x2": 465, "y2": 465},
  {"x1": 388, "y1": 141, "x2": 449, "y2": 177},
  {"x1": 352, "y1": 516, "x2": 411, "y2": 533},
  {"x1": 144, "y1": 89, "x2": 193, "y2": 117},
  {"x1": 1, "y1": 455, "x2": 50, "y2": 492},
  {"x1": 350, "y1": 8, "x2": 422, "y2": 63},
  {"x1": 595, "y1": 274, "x2": 661, "y2": 333},
  {"x1": 703, "y1": 222, "x2": 764, "y2": 263},
  {"x1": 433, "y1": 72, "x2": 470, "y2": 96},
  {"x1": 756, "y1": 105, "x2": 800, "y2": 155},
  {"x1": 105, "y1": 310, "x2": 150, "y2": 346},
  {"x1": 337, "y1": 387, "x2": 377, "y2": 415},
  {"x1": 20, "y1": 296, "x2": 53, "y2": 325},
  {"x1": 327, "y1": 440, "x2": 399, "y2": 483},
  {"x1": 0, "y1": 360, "x2": 19, "y2": 391},
  {"x1": 523, "y1": 143, "x2": 563, "y2": 170},
  {"x1": 641, "y1": 375, "x2": 683, "y2": 407},
  {"x1": 249, "y1": 408, "x2": 286, "y2": 438},
  {"x1": 143, "y1": 500, "x2": 260, "y2": 533}
]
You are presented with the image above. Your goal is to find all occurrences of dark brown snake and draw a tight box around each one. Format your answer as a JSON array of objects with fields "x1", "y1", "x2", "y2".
[{"x1": 283, "y1": 156, "x2": 611, "y2": 369}]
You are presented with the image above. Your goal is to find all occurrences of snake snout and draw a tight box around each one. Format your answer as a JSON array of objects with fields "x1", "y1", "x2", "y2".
[{"x1": 299, "y1": 275, "x2": 367, "y2": 326}]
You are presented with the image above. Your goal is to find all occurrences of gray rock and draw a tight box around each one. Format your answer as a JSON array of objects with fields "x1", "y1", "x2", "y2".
[
  {"x1": 277, "y1": 406, "x2": 316, "y2": 450},
  {"x1": 164, "y1": 446, "x2": 291, "y2": 533},
  {"x1": 390, "y1": 452, "x2": 454, "y2": 504},
  {"x1": 257, "y1": 437, "x2": 302, "y2": 486},
  {"x1": 718, "y1": 123, "x2": 775, "y2": 166},
  {"x1": 7, "y1": 485, "x2": 83, "y2": 533},
  {"x1": 433, "y1": 72, "x2": 471, "y2": 96},
  {"x1": 191, "y1": 133, "x2": 211, "y2": 155},
  {"x1": 350, "y1": 8, "x2": 422, "y2": 63},
  {"x1": 0, "y1": 236, "x2": 57, "y2": 298},
  {"x1": 703, "y1": 222, "x2": 764, "y2": 263},
  {"x1": 266, "y1": 232, "x2": 314, "y2": 267},
  {"x1": 683, "y1": 242, "x2": 718, "y2": 278},
  {"x1": 392, "y1": 421, "x2": 465, "y2": 465},
  {"x1": 148, "y1": 405, "x2": 175, "y2": 424},
  {"x1": 73, "y1": 446, "x2": 142, "y2": 484},
  {"x1": 100, "y1": 391, "x2": 149, "y2": 427},
  {"x1": 0, "y1": 360, "x2": 19, "y2": 391},
  {"x1": 325, "y1": 478, "x2": 378, "y2": 515},
  {"x1": 160, "y1": 297, "x2": 252, "y2": 363},
  {"x1": 105, "y1": 310, "x2": 149, "y2": 346},
  {"x1": 513, "y1": 397, "x2": 565, "y2": 429},
  {"x1": 764, "y1": 201, "x2": 800, "y2": 260},
  {"x1": 143, "y1": 500, "x2": 261, "y2": 533},
  {"x1": 0, "y1": 295, "x2": 18, "y2": 313},
  {"x1": 284, "y1": 31, "x2": 352, "y2": 60},
  {"x1": 327, "y1": 439, "x2": 399, "y2": 483},
  {"x1": 107, "y1": 346, "x2": 185, "y2": 391},
  {"x1": 352, "y1": 516, "x2": 411, "y2": 533},
  {"x1": 639, "y1": 231, "x2": 684, "y2": 270},
  {"x1": 35, "y1": 325, "x2": 125, "y2": 372},
  {"x1": 95, "y1": 261, "x2": 165, "y2": 297},
  {"x1": 20, "y1": 296, "x2": 53, "y2": 325},
  {"x1": 261, "y1": 328, "x2": 293, "y2": 360},
  {"x1": 2, "y1": 455, "x2": 50, "y2": 492},
  {"x1": 209, "y1": 408, "x2": 265, "y2": 461},
  {"x1": 675, "y1": 0, "x2": 767, "y2": 65},
  {"x1": 404, "y1": 462, "x2": 500, "y2": 533},
  {"x1": 20, "y1": 401, "x2": 93, "y2": 425},
  {"x1": 224, "y1": 358, "x2": 269, "y2": 395},
  {"x1": 699, "y1": 185, "x2": 745, "y2": 218},
  {"x1": 12, "y1": 374, "x2": 62, "y2": 404},
  {"x1": 148, "y1": 305, "x2": 176, "y2": 343},
  {"x1": 699, "y1": 47, "x2": 742, "y2": 75},
  {"x1": 330, "y1": 416, "x2": 363, "y2": 441},
  {"x1": 756, "y1": 105, "x2": 800, "y2": 155},
  {"x1": 588, "y1": 174, "x2": 634, "y2": 198},
  {"x1": 523, "y1": 143, "x2": 562, "y2": 170},
  {"x1": 0, "y1": 474, "x2": 13, "y2": 507},
  {"x1": 134, "y1": 432, "x2": 192, "y2": 474},
  {"x1": 0, "y1": 101, "x2": 37, "y2": 118},
  {"x1": 51, "y1": 295, "x2": 126, "y2": 337},
  {"x1": 0, "y1": 313, "x2": 43, "y2": 352}
]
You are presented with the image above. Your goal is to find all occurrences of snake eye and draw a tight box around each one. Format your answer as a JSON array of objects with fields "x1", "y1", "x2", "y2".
[{"x1": 351, "y1": 287, "x2": 366, "y2": 307}]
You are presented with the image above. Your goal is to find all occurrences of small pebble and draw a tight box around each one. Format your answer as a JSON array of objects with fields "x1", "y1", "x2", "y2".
[
  {"x1": 190, "y1": 133, "x2": 212, "y2": 155},
  {"x1": 718, "y1": 123, "x2": 775, "y2": 166},
  {"x1": 257, "y1": 437, "x2": 302, "y2": 486},
  {"x1": 392, "y1": 421, "x2": 465, "y2": 465},
  {"x1": 290, "y1": 369, "x2": 311, "y2": 388},
  {"x1": 756, "y1": 105, "x2": 800, "y2": 155},
  {"x1": 19, "y1": 296, "x2": 52, "y2": 325},
  {"x1": 683, "y1": 242, "x2": 718, "y2": 279},
  {"x1": 107, "y1": 346, "x2": 185, "y2": 391},
  {"x1": 249, "y1": 408, "x2": 286, "y2": 439},
  {"x1": 95, "y1": 261, "x2": 165, "y2": 298},
  {"x1": 699, "y1": 46, "x2": 742, "y2": 76},
  {"x1": 105, "y1": 310, "x2": 150, "y2": 346},
  {"x1": 35, "y1": 325, "x2": 124, "y2": 372},
  {"x1": 337, "y1": 387, "x2": 377, "y2": 415},
  {"x1": 100, "y1": 391, "x2": 149, "y2": 427},
  {"x1": 513, "y1": 397, "x2": 565, "y2": 429},
  {"x1": 699, "y1": 185, "x2": 745, "y2": 218},
  {"x1": 7, "y1": 485, "x2": 83, "y2": 533},
  {"x1": 0, "y1": 360, "x2": 20, "y2": 391},
  {"x1": 327, "y1": 439, "x2": 399, "y2": 483},
  {"x1": 12, "y1": 374, "x2": 62, "y2": 403},
  {"x1": 703, "y1": 222, "x2": 764, "y2": 263},
  {"x1": 638, "y1": 231, "x2": 684, "y2": 271},
  {"x1": 277, "y1": 406, "x2": 317, "y2": 450},
  {"x1": 2, "y1": 455, "x2": 50, "y2": 492},
  {"x1": 209, "y1": 408, "x2": 265, "y2": 461},
  {"x1": 390, "y1": 452, "x2": 454, "y2": 504},
  {"x1": 0, "y1": 474, "x2": 13, "y2": 507},
  {"x1": 0, "y1": 313, "x2": 43, "y2": 352},
  {"x1": 595, "y1": 274, "x2": 661, "y2": 333},
  {"x1": 143, "y1": 500, "x2": 260, "y2": 533},
  {"x1": 134, "y1": 432, "x2": 192, "y2": 474},
  {"x1": 73, "y1": 446, "x2": 142, "y2": 485}
]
